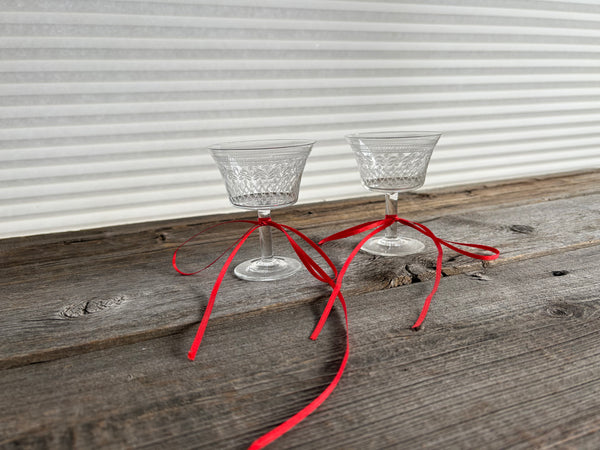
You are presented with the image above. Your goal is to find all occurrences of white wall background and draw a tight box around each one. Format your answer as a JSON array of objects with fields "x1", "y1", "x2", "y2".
[{"x1": 1, "y1": 0, "x2": 600, "y2": 238}]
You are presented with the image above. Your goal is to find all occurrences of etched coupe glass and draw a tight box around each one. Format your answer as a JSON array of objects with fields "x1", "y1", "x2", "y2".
[
  {"x1": 346, "y1": 131, "x2": 441, "y2": 256},
  {"x1": 209, "y1": 139, "x2": 314, "y2": 281}
]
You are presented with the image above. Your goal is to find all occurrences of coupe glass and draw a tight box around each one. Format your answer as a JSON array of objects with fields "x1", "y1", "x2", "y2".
[
  {"x1": 209, "y1": 139, "x2": 315, "y2": 281},
  {"x1": 346, "y1": 131, "x2": 441, "y2": 257}
]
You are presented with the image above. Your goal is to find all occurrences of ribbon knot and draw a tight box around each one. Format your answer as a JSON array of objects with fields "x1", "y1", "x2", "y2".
[{"x1": 257, "y1": 217, "x2": 273, "y2": 226}]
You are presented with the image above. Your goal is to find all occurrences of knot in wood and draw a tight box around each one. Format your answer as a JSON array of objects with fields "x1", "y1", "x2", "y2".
[
  {"x1": 545, "y1": 304, "x2": 576, "y2": 319},
  {"x1": 510, "y1": 224, "x2": 535, "y2": 234},
  {"x1": 59, "y1": 295, "x2": 127, "y2": 319}
]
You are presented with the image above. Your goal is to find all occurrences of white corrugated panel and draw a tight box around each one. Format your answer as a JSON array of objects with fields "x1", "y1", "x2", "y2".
[{"x1": 1, "y1": 0, "x2": 600, "y2": 238}]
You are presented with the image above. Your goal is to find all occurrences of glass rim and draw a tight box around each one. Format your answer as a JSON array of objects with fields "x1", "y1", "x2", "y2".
[
  {"x1": 208, "y1": 139, "x2": 316, "y2": 151},
  {"x1": 345, "y1": 131, "x2": 442, "y2": 140}
]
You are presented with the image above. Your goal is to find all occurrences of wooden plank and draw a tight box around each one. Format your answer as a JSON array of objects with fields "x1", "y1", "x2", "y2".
[
  {"x1": 1, "y1": 245, "x2": 598, "y2": 448},
  {"x1": 0, "y1": 189, "x2": 598, "y2": 369},
  {"x1": 1, "y1": 169, "x2": 599, "y2": 268}
]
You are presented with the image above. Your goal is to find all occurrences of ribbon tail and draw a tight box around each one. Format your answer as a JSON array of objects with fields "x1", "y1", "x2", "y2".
[
  {"x1": 440, "y1": 240, "x2": 500, "y2": 261},
  {"x1": 248, "y1": 292, "x2": 350, "y2": 450},
  {"x1": 311, "y1": 221, "x2": 390, "y2": 340},
  {"x1": 393, "y1": 217, "x2": 499, "y2": 328},
  {"x1": 270, "y1": 223, "x2": 344, "y2": 340},
  {"x1": 411, "y1": 238, "x2": 444, "y2": 330},
  {"x1": 409, "y1": 238, "x2": 498, "y2": 329},
  {"x1": 281, "y1": 225, "x2": 338, "y2": 281},
  {"x1": 187, "y1": 225, "x2": 260, "y2": 361},
  {"x1": 274, "y1": 225, "x2": 333, "y2": 284},
  {"x1": 395, "y1": 217, "x2": 500, "y2": 261},
  {"x1": 173, "y1": 219, "x2": 261, "y2": 276},
  {"x1": 318, "y1": 219, "x2": 387, "y2": 245}
]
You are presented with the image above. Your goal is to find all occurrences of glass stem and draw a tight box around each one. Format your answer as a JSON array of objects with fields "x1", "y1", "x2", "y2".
[
  {"x1": 384, "y1": 192, "x2": 399, "y2": 240},
  {"x1": 258, "y1": 209, "x2": 274, "y2": 264}
]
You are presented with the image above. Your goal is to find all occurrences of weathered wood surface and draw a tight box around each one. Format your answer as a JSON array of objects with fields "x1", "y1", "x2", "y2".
[
  {"x1": 1, "y1": 171, "x2": 599, "y2": 369},
  {"x1": 1, "y1": 247, "x2": 599, "y2": 449},
  {"x1": 1, "y1": 169, "x2": 599, "y2": 449}
]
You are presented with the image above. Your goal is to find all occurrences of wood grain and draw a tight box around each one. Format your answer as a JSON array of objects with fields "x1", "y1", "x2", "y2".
[
  {"x1": 0, "y1": 172, "x2": 599, "y2": 369},
  {"x1": 0, "y1": 246, "x2": 598, "y2": 449},
  {"x1": 1, "y1": 170, "x2": 599, "y2": 449}
]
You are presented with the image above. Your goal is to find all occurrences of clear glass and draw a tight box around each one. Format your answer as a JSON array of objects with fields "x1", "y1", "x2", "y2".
[
  {"x1": 209, "y1": 139, "x2": 315, "y2": 281},
  {"x1": 346, "y1": 131, "x2": 441, "y2": 257}
]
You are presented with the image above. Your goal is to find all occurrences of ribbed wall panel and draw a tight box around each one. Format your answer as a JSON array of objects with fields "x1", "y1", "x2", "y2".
[{"x1": 1, "y1": 0, "x2": 599, "y2": 238}]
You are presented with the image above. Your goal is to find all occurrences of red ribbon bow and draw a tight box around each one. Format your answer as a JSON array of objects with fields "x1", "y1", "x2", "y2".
[
  {"x1": 310, "y1": 214, "x2": 500, "y2": 341},
  {"x1": 173, "y1": 215, "x2": 499, "y2": 449},
  {"x1": 173, "y1": 218, "x2": 350, "y2": 450}
]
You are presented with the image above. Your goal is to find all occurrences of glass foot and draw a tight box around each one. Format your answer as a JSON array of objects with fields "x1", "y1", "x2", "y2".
[
  {"x1": 361, "y1": 236, "x2": 425, "y2": 257},
  {"x1": 234, "y1": 256, "x2": 301, "y2": 281}
]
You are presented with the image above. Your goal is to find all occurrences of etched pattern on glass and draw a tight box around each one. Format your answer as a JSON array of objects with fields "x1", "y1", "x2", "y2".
[
  {"x1": 345, "y1": 131, "x2": 441, "y2": 257},
  {"x1": 353, "y1": 144, "x2": 433, "y2": 192},
  {"x1": 213, "y1": 154, "x2": 309, "y2": 209}
]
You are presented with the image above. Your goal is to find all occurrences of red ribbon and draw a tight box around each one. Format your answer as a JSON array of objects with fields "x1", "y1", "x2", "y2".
[
  {"x1": 310, "y1": 215, "x2": 500, "y2": 340},
  {"x1": 173, "y1": 218, "x2": 349, "y2": 449},
  {"x1": 174, "y1": 215, "x2": 499, "y2": 448}
]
